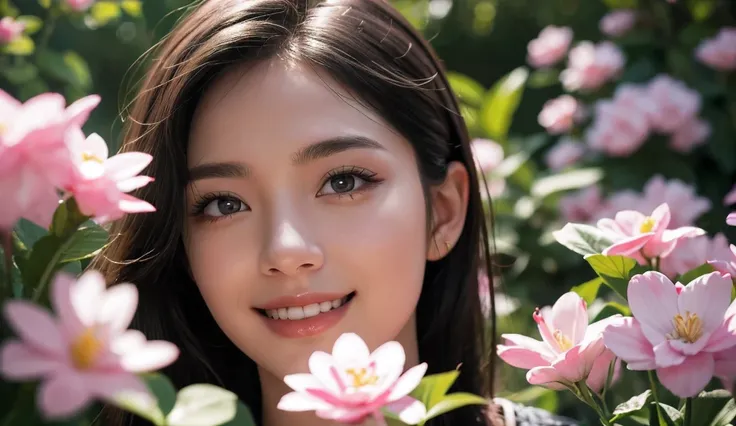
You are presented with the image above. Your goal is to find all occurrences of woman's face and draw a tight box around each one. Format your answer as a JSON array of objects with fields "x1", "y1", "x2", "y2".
[{"x1": 183, "y1": 59, "x2": 431, "y2": 381}]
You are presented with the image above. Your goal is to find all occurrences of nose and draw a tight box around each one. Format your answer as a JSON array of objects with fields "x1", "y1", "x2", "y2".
[{"x1": 260, "y1": 221, "x2": 324, "y2": 277}]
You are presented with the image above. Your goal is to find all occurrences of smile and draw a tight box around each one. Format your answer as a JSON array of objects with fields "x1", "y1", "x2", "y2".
[{"x1": 255, "y1": 291, "x2": 356, "y2": 338}]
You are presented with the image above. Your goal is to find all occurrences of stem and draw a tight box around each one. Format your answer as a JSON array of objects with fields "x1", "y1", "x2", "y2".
[
  {"x1": 648, "y1": 370, "x2": 667, "y2": 426},
  {"x1": 684, "y1": 397, "x2": 692, "y2": 426},
  {"x1": 36, "y1": 5, "x2": 60, "y2": 55},
  {"x1": 576, "y1": 382, "x2": 613, "y2": 426}
]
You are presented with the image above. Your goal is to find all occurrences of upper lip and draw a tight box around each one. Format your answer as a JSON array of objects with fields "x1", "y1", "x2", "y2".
[{"x1": 255, "y1": 292, "x2": 352, "y2": 310}]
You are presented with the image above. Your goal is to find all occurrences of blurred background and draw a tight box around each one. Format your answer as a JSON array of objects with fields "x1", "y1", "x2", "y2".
[{"x1": 2, "y1": 0, "x2": 735, "y2": 423}]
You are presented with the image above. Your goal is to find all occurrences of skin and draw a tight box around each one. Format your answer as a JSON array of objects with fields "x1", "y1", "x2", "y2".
[{"x1": 183, "y1": 58, "x2": 469, "y2": 426}]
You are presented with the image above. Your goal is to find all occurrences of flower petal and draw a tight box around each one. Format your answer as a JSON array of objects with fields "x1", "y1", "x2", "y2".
[
  {"x1": 385, "y1": 396, "x2": 427, "y2": 425},
  {"x1": 51, "y1": 273, "x2": 84, "y2": 338},
  {"x1": 649, "y1": 203, "x2": 671, "y2": 235},
  {"x1": 277, "y1": 391, "x2": 334, "y2": 412},
  {"x1": 653, "y1": 342, "x2": 686, "y2": 367},
  {"x1": 657, "y1": 352, "x2": 714, "y2": 398},
  {"x1": 387, "y1": 363, "x2": 427, "y2": 401},
  {"x1": 65, "y1": 95, "x2": 100, "y2": 128},
  {"x1": 0, "y1": 341, "x2": 64, "y2": 379},
  {"x1": 71, "y1": 270, "x2": 106, "y2": 327},
  {"x1": 118, "y1": 193, "x2": 156, "y2": 214},
  {"x1": 284, "y1": 373, "x2": 326, "y2": 393},
  {"x1": 603, "y1": 233, "x2": 652, "y2": 256},
  {"x1": 526, "y1": 366, "x2": 568, "y2": 390},
  {"x1": 727, "y1": 212, "x2": 735, "y2": 226},
  {"x1": 713, "y1": 346, "x2": 736, "y2": 379},
  {"x1": 118, "y1": 340, "x2": 179, "y2": 373},
  {"x1": 332, "y1": 333, "x2": 371, "y2": 364},
  {"x1": 661, "y1": 226, "x2": 706, "y2": 243},
  {"x1": 117, "y1": 175, "x2": 154, "y2": 193},
  {"x1": 613, "y1": 210, "x2": 647, "y2": 235},
  {"x1": 500, "y1": 334, "x2": 556, "y2": 362},
  {"x1": 97, "y1": 284, "x2": 138, "y2": 333},
  {"x1": 705, "y1": 313, "x2": 736, "y2": 353},
  {"x1": 550, "y1": 292, "x2": 588, "y2": 345},
  {"x1": 3, "y1": 301, "x2": 65, "y2": 355},
  {"x1": 81, "y1": 133, "x2": 109, "y2": 161},
  {"x1": 308, "y1": 351, "x2": 344, "y2": 394},
  {"x1": 602, "y1": 317, "x2": 656, "y2": 370},
  {"x1": 370, "y1": 341, "x2": 406, "y2": 393},
  {"x1": 627, "y1": 272, "x2": 678, "y2": 346},
  {"x1": 679, "y1": 272, "x2": 732, "y2": 333},
  {"x1": 586, "y1": 350, "x2": 619, "y2": 393},
  {"x1": 38, "y1": 371, "x2": 92, "y2": 419},
  {"x1": 105, "y1": 152, "x2": 153, "y2": 182}
]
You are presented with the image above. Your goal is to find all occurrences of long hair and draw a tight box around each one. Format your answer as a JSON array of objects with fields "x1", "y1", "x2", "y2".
[{"x1": 91, "y1": 1, "x2": 498, "y2": 424}]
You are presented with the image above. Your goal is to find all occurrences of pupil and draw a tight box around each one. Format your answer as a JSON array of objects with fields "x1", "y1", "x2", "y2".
[
  {"x1": 218, "y1": 199, "x2": 239, "y2": 214},
  {"x1": 331, "y1": 175, "x2": 355, "y2": 193}
]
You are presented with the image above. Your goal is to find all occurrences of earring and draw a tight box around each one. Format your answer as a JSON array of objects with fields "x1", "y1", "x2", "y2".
[{"x1": 444, "y1": 240, "x2": 452, "y2": 252}]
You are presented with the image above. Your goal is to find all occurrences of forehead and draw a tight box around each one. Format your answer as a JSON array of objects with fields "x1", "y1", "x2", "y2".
[{"x1": 187, "y1": 59, "x2": 400, "y2": 164}]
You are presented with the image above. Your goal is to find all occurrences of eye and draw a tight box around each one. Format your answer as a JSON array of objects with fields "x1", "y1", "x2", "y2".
[
  {"x1": 319, "y1": 173, "x2": 368, "y2": 196},
  {"x1": 199, "y1": 196, "x2": 249, "y2": 218}
]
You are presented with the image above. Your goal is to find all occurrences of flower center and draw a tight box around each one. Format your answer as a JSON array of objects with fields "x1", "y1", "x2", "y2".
[
  {"x1": 666, "y1": 311, "x2": 703, "y2": 343},
  {"x1": 70, "y1": 328, "x2": 103, "y2": 370},
  {"x1": 639, "y1": 216, "x2": 656, "y2": 233},
  {"x1": 81, "y1": 151, "x2": 104, "y2": 164},
  {"x1": 553, "y1": 330, "x2": 574, "y2": 351},
  {"x1": 345, "y1": 367, "x2": 379, "y2": 388}
]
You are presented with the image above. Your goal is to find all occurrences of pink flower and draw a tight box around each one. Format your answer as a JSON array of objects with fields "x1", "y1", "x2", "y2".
[
  {"x1": 538, "y1": 95, "x2": 582, "y2": 135},
  {"x1": 545, "y1": 137, "x2": 585, "y2": 171},
  {"x1": 66, "y1": 132, "x2": 155, "y2": 223},
  {"x1": 497, "y1": 292, "x2": 622, "y2": 392},
  {"x1": 561, "y1": 41, "x2": 625, "y2": 91},
  {"x1": 709, "y1": 244, "x2": 736, "y2": 282},
  {"x1": 0, "y1": 90, "x2": 100, "y2": 229},
  {"x1": 586, "y1": 85, "x2": 652, "y2": 156},
  {"x1": 724, "y1": 185, "x2": 736, "y2": 206},
  {"x1": 660, "y1": 234, "x2": 732, "y2": 279},
  {"x1": 695, "y1": 27, "x2": 736, "y2": 72},
  {"x1": 0, "y1": 17, "x2": 25, "y2": 44},
  {"x1": 669, "y1": 117, "x2": 710, "y2": 153},
  {"x1": 598, "y1": 175, "x2": 711, "y2": 227},
  {"x1": 647, "y1": 75, "x2": 701, "y2": 133},
  {"x1": 470, "y1": 138, "x2": 505, "y2": 198},
  {"x1": 714, "y1": 346, "x2": 736, "y2": 394},
  {"x1": 527, "y1": 26, "x2": 573, "y2": 68},
  {"x1": 0, "y1": 270, "x2": 179, "y2": 419},
  {"x1": 559, "y1": 186, "x2": 606, "y2": 223},
  {"x1": 277, "y1": 333, "x2": 427, "y2": 425},
  {"x1": 65, "y1": 0, "x2": 96, "y2": 11},
  {"x1": 599, "y1": 10, "x2": 637, "y2": 38},
  {"x1": 728, "y1": 212, "x2": 736, "y2": 226},
  {"x1": 603, "y1": 271, "x2": 736, "y2": 397},
  {"x1": 597, "y1": 203, "x2": 705, "y2": 260}
]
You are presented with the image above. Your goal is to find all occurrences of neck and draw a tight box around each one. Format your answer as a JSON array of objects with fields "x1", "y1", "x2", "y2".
[{"x1": 260, "y1": 316, "x2": 420, "y2": 426}]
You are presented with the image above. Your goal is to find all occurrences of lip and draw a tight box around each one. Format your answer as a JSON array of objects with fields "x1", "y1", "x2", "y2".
[
  {"x1": 258, "y1": 293, "x2": 355, "y2": 339},
  {"x1": 256, "y1": 292, "x2": 350, "y2": 310}
]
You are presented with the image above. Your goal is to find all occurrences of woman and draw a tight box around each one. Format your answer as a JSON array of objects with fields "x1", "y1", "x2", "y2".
[{"x1": 91, "y1": 0, "x2": 578, "y2": 425}]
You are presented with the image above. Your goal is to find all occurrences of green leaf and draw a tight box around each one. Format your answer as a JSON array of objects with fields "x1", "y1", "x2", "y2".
[
  {"x1": 121, "y1": 0, "x2": 143, "y2": 17},
  {"x1": 50, "y1": 198, "x2": 90, "y2": 238},
  {"x1": 708, "y1": 397, "x2": 736, "y2": 426},
  {"x1": 38, "y1": 0, "x2": 51, "y2": 8},
  {"x1": 21, "y1": 235, "x2": 63, "y2": 291},
  {"x1": 423, "y1": 392, "x2": 488, "y2": 421},
  {"x1": 90, "y1": 1, "x2": 122, "y2": 26},
  {"x1": 0, "y1": 62, "x2": 39, "y2": 85},
  {"x1": 1, "y1": 35, "x2": 35, "y2": 56},
  {"x1": 61, "y1": 225, "x2": 109, "y2": 262},
  {"x1": 603, "y1": 0, "x2": 638, "y2": 7},
  {"x1": 479, "y1": 67, "x2": 528, "y2": 143},
  {"x1": 410, "y1": 371, "x2": 459, "y2": 409},
  {"x1": 531, "y1": 168, "x2": 603, "y2": 199},
  {"x1": 572, "y1": 277, "x2": 603, "y2": 304},
  {"x1": 690, "y1": 390, "x2": 735, "y2": 426},
  {"x1": 220, "y1": 401, "x2": 256, "y2": 426},
  {"x1": 610, "y1": 390, "x2": 651, "y2": 422},
  {"x1": 592, "y1": 301, "x2": 631, "y2": 322},
  {"x1": 166, "y1": 384, "x2": 238, "y2": 426},
  {"x1": 585, "y1": 254, "x2": 646, "y2": 300},
  {"x1": 37, "y1": 49, "x2": 93, "y2": 90},
  {"x1": 144, "y1": 373, "x2": 178, "y2": 417},
  {"x1": 17, "y1": 16, "x2": 43, "y2": 35},
  {"x1": 447, "y1": 72, "x2": 486, "y2": 108},
  {"x1": 553, "y1": 223, "x2": 614, "y2": 256},
  {"x1": 704, "y1": 107, "x2": 736, "y2": 174},
  {"x1": 677, "y1": 263, "x2": 716, "y2": 284},
  {"x1": 15, "y1": 219, "x2": 48, "y2": 248},
  {"x1": 687, "y1": 0, "x2": 717, "y2": 21},
  {"x1": 17, "y1": 78, "x2": 49, "y2": 101},
  {"x1": 527, "y1": 69, "x2": 560, "y2": 89}
]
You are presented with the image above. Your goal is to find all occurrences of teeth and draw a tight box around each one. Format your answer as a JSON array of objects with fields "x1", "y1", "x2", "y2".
[{"x1": 264, "y1": 296, "x2": 349, "y2": 320}]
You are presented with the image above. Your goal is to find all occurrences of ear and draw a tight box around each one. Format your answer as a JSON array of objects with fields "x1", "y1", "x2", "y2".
[{"x1": 426, "y1": 161, "x2": 470, "y2": 261}]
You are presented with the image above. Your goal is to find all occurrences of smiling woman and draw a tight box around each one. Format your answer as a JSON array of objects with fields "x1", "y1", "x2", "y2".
[{"x1": 87, "y1": 1, "x2": 577, "y2": 426}]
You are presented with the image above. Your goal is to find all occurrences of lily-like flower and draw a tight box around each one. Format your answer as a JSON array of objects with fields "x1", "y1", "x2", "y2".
[
  {"x1": 710, "y1": 244, "x2": 736, "y2": 284},
  {"x1": 66, "y1": 132, "x2": 155, "y2": 223},
  {"x1": 277, "y1": 333, "x2": 428, "y2": 425},
  {"x1": 603, "y1": 271, "x2": 736, "y2": 398},
  {"x1": 597, "y1": 203, "x2": 705, "y2": 261},
  {"x1": 0, "y1": 271, "x2": 179, "y2": 419},
  {"x1": 497, "y1": 292, "x2": 622, "y2": 392}
]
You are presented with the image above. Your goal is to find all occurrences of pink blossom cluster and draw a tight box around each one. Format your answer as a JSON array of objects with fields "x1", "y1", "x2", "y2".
[
  {"x1": 538, "y1": 95, "x2": 586, "y2": 135},
  {"x1": 561, "y1": 41, "x2": 625, "y2": 92},
  {"x1": 695, "y1": 27, "x2": 736, "y2": 72},
  {"x1": 527, "y1": 26, "x2": 573, "y2": 69},
  {"x1": 599, "y1": 10, "x2": 637, "y2": 38},
  {"x1": 0, "y1": 17, "x2": 24, "y2": 44},
  {"x1": 0, "y1": 90, "x2": 155, "y2": 230},
  {"x1": 470, "y1": 138, "x2": 506, "y2": 199},
  {"x1": 65, "y1": 0, "x2": 96, "y2": 11},
  {"x1": 544, "y1": 137, "x2": 586, "y2": 171},
  {"x1": 586, "y1": 76, "x2": 709, "y2": 157}
]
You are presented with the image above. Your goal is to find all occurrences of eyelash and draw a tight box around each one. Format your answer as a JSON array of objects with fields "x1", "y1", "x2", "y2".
[{"x1": 189, "y1": 166, "x2": 382, "y2": 223}]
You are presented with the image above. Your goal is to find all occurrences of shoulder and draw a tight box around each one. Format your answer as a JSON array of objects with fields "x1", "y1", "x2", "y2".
[{"x1": 491, "y1": 397, "x2": 581, "y2": 426}]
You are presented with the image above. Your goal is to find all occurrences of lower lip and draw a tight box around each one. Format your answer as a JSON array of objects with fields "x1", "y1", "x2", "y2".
[{"x1": 259, "y1": 298, "x2": 352, "y2": 338}]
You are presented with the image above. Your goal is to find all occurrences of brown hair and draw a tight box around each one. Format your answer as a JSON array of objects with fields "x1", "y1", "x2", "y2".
[{"x1": 91, "y1": 0, "x2": 498, "y2": 424}]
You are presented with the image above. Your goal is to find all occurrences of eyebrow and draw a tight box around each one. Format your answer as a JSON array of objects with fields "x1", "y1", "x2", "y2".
[{"x1": 187, "y1": 135, "x2": 385, "y2": 183}]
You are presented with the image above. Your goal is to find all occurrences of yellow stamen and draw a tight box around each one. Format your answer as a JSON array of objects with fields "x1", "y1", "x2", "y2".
[
  {"x1": 553, "y1": 330, "x2": 574, "y2": 351},
  {"x1": 81, "y1": 151, "x2": 104, "y2": 164},
  {"x1": 666, "y1": 311, "x2": 703, "y2": 343},
  {"x1": 70, "y1": 328, "x2": 103, "y2": 370},
  {"x1": 639, "y1": 217, "x2": 656, "y2": 233},
  {"x1": 345, "y1": 367, "x2": 379, "y2": 388}
]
